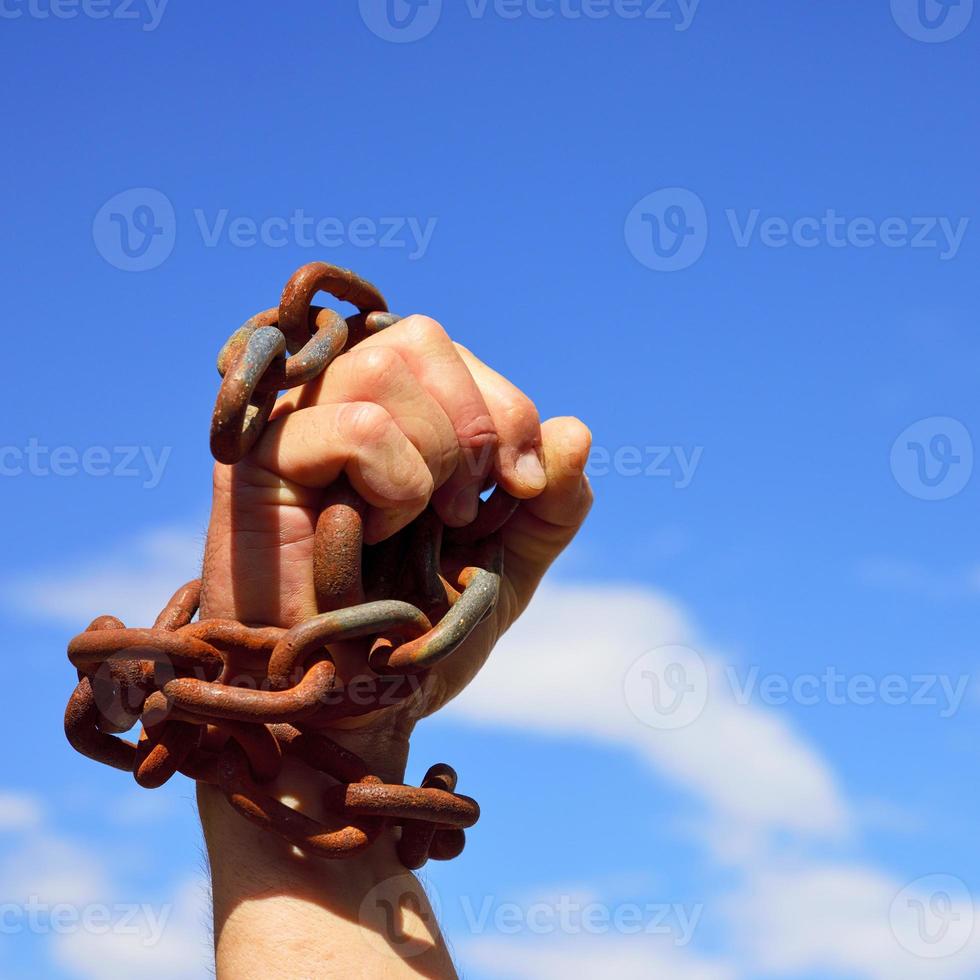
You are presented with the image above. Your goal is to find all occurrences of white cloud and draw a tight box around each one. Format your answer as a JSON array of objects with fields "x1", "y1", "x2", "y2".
[
  {"x1": 52, "y1": 878, "x2": 210, "y2": 980},
  {"x1": 855, "y1": 557, "x2": 980, "y2": 601},
  {"x1": 0, "y1": 791, "x2": 44, "y2": 832},
  {"x1": 724, "y1": 863, "x2": 980, "y2": 980},
  {"x1": 8, "y1": 526, "x2": 205, "y2": 627},
  {"x1": 447, "y1": 582, "x2": 850, "y2": 838},
  {"x1": 11, "y1": 525, "x2": 977, "y2": 980},
  {"x1": 463, "y1": 934, "x2": 738, "y2": 980},
  {"x1": 0, "y1": 834, "x2": 109, "y2": 908}
]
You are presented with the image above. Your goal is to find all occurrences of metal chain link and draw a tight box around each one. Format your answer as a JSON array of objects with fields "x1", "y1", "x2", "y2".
[{"x1": 65, "y1": 262, "x2": 517, "y2": 869}]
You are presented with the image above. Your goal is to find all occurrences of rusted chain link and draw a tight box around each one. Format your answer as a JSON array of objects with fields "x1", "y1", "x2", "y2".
[{"x1": 66, "y1": 261, "x2": 517, "y2": 869}]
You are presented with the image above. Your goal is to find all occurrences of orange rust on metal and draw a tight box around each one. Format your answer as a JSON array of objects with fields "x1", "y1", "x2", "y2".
[
  {"x1": 64, "y1": 261, "x2": 506, "y2": 869},
  {"x1": 327, "y1": 780, "x2": 480, "y2": 829},
  {"x1": 164, "y1": 659, "x2": 338, "y2": 726},
  {"x1": 153, "y1": 579, "x2": 202, "y2": 631},
  {"x1": 266, "y1": 600, "x2": 431, "y2": 691},
  {"x1": 397, "y1": 764, "x2": 459, "y2": 870},
  {"x1": 217, "y1": 742, "x2": 382, "y2": 859},
  {"x1": 314, "y1": 478, "x2": 368, "y2": 613},
  {"x1": 277, "y1": 262, "x2": 388, "y2": 354}
]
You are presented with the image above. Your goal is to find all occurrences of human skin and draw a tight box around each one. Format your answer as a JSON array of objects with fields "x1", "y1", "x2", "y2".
[{"x1": 196, "y1": 314, "x2": 593, "y2": 979}]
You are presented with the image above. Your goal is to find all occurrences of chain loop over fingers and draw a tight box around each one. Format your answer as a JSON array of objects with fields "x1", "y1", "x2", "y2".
[{"x1": 65, "y1": 260, "x2": 515, "y2": 870}]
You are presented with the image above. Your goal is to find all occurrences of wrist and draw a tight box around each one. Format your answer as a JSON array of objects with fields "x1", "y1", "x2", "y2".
[{"x1": 199, "y1": 770, "x2": 457, "y2": 980}]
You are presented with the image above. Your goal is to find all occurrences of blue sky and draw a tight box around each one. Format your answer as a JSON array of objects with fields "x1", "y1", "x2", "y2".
[{"x1": 2, "y1": 1, "x2": 980, "y2": 977}]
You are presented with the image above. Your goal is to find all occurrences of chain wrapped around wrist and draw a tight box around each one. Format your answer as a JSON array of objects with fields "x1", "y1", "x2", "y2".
[{"x1": 64, "y1": 262, "x2": 515, "y2": 870}]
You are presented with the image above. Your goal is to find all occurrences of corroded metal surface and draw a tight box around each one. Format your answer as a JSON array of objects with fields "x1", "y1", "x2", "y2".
[{"x1": 64, "y1": 261, "x2": 516, "y2": 870}]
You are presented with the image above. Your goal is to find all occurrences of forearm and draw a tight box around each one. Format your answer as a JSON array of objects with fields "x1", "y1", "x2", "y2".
[{"x1": 199, "y1": 760, "x2": 458, "y2": 980}]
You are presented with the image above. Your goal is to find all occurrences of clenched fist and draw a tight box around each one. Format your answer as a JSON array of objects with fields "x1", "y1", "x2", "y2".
[{"x1": 198, "y1": 313, "x2": 592, "y2": 980}]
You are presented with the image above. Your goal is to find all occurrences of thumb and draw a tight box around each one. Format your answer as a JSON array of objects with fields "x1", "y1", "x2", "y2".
[{"x1": 499, "y1": 416, "x2": 593, "y2": 618}]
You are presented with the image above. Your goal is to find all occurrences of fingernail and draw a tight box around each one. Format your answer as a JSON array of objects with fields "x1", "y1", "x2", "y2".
[
  {"x1": 449, "y1": 484, "x2": 480, "y2": 526},
  {"x1": 515, "y1": 450, "x2": 547, "y2": 491}
]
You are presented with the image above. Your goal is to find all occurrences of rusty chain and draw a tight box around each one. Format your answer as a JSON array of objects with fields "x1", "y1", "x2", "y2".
[{"x1": 65, "y1": 262, "x2": 519, "y2": 869}]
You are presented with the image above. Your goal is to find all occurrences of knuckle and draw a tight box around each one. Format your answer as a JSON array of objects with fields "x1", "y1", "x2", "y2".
[
  {"x1": 348, "y1": 345, "x2": 402, "y2": 383},
  {"x1": 399, "y1": 314, "x2": 448, "y2": 348},
  {"x1": 338, "y1": 401, "x2": 392, "y2": 444},
  {"x1": 456, "y1": 412, "x2": 499, "y2": 457},
  {"x1": 499, "y1": 392, "x2": 541, "y2": 437},
  {"x1": 433, "y1": 440, "x2": 461, "y2": 485}
]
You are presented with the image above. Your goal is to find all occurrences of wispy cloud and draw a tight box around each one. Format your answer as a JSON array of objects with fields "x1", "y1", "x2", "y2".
[
  {"x1": 447, "y1": 582, "x2": 850, "y2": 838},
  {"x1": 855, "y1": 557, "x2": 980, "y2": 601},
  {"x1": 0, "y1": 791, "x2": 44, "y2": 833},
  {"x1": 0, "y1": 787, "x2": 210, "y2": 980},
  {"x1": 7, "y1": 526, "x2": 206, "y2": 627}
]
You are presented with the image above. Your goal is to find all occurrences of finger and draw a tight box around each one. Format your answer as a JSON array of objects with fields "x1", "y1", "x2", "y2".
[
  {"x1": 274, "y1": 345, "x2": 459, "y2": 491},
  {"x1": 454, "y1": 344, "x2": 546, "y2": 500},
  {"x1": 252, "y1": 401, "x2": 434, "y2": 544},
  {"x1": 357, "y1": 316, "x2": 498, "y2": 527},
  {"x1": 500, "y1": 416, "x2": 593, "y2": 618}
]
